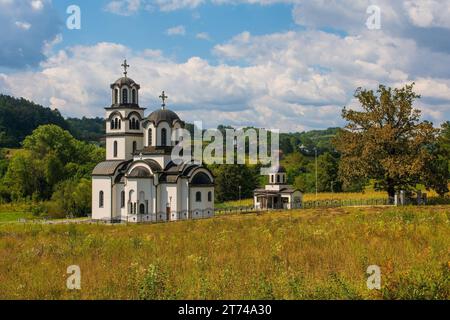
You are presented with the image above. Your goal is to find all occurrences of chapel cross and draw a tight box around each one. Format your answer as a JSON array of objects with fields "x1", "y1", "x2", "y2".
[
  {"x1": 159, "y1": 91, "x2": 168, "y2": 109},
  {"x1": 121, "y1": 59, "x2": 130, "y2": 77}
]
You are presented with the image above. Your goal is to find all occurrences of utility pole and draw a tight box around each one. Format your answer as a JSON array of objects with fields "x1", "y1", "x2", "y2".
[
  {"x1": 315, "y1": 148, "x2": 318, "y2": 199},
  {"x1": 238, "y1": 185, "x2": 242, "y2": 207}
]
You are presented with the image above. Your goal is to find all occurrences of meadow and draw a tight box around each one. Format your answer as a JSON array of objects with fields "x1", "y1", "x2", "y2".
[{"x1": 0, "y1": 205, "x2": 448, "y2": 300}]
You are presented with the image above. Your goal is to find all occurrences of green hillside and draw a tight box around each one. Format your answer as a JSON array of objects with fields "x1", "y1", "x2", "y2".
[{"x1": 0, "y1": 95, "x2": 68, "y2": 147}]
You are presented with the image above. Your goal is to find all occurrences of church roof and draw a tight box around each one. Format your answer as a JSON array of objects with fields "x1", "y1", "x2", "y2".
[
  {"x1": 92, "y1": 160, "x2": 131, "y2": 176},
  {"x1": 254, "y1": 187, "x2": 299, "y2": 194},
  {"x1": 146, "y1": 108, "x2": 181, "y2": 126},
  {"x1": 111, "y1": 77, "x2": 140, "y2": 88}
]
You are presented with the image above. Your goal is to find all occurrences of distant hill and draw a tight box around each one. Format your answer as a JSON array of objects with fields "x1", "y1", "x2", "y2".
[
  {"x1": 0, "y1": 95, "x2": 69, "y2": 147},
  {"x1": 0, "y1": 95, "x2": 105, "y2": 147},
  {"x1": 279, "y1": 127, "x2": 340, "y2": 155},
  {"x1": 66, "y1": 117, "x2": 105, "y2": 144}
]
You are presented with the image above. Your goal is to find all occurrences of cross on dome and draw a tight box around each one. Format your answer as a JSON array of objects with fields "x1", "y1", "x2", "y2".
[
  {"x1": 121, "y1": 59, "x2": 130, "y2": 77},
  {"x1": 159, "y1": 91, "x2": 168, "y2": 109}
]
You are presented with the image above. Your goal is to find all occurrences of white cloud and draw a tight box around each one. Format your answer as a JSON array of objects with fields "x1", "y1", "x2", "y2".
[
  {"x1": 196, "y1": 32, "x2": 211, "y2": 40},
  {"x1": 31, "y1": 0, "x2": 43, "y2": 11},
  {"x1": 104, "y1": 0, "x2": 142, "y2": 16},
  {"x1": 166, "y1": 25, "x2": 186, "y2": 36},
  {"x1": 15, "y1": 21, "x2": 31, "y2": 30},
  {"x1": 403, "y1": 0, "x2": 450, "y2": 29}
]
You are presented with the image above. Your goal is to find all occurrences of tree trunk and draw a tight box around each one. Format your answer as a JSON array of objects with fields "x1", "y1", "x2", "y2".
[{"x1": 386, "y1": 178, "x2": 396, "y2": 202}]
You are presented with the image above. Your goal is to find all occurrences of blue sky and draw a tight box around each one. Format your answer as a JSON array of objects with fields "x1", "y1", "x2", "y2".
[
  {"x1": 52, "y1": 1, "x2": 296, "y2": 64},
  {"x1": 1, "y1": 0, "x2": 450, "y2": 132}
]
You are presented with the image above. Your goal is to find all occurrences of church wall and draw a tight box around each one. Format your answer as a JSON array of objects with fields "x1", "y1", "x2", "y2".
[
  {"x1": 92, "y1": 176, "x2": 112, "y2": 220},
  {"x1": 106, "y1": 136, "x2": 125, "y2": 160},
  {"x1": 157, "y1": 122, "x2": 171, "y2": 146},
  {"x1": 158, "y1": 184, "x2": 178, "y2": 220},
  {"x1": 144, "y1": 123, "x2": 156, "y2": 147},
  {"x1": 189, "y1": 187, "x2": 214, "y2": 219},
  {"x1": 180, "y1": 179, "x2": 189, "y2": 213},
  {"x1": 112, "y1": 183, "x2": 122, "y2": 219}
]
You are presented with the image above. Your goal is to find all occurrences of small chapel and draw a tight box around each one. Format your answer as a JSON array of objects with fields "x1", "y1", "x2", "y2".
[{"x1": 92, "y1": 61, "x2": 215, "y2": 223}]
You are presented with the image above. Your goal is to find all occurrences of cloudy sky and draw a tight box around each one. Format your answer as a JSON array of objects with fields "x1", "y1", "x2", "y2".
[{"x1": 0, "y1": 0, "x2": 449, "y2": 132}]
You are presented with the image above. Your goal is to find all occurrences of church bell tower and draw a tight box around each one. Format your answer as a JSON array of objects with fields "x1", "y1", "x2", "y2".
[{"x1": 105, "y1": 60, "x2": 145, "y2": 161}]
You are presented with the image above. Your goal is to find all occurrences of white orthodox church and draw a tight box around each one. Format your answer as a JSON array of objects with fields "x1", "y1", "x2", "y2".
[{"x1": 92, "y1": 61, "x2": 214, "y2": 223}]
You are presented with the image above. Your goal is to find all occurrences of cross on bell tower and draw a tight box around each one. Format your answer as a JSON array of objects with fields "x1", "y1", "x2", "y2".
[
  {"x1": 159, "y1": 91, "x2": 168, "y2": 110},
  {"x1": 121, "y1": 59, "x2": 130, "y2": 77}
]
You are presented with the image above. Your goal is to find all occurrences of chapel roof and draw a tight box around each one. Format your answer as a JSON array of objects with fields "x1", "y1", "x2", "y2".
[{"x1": 146, "y1": 108, "x2": 181, "y2": 126}]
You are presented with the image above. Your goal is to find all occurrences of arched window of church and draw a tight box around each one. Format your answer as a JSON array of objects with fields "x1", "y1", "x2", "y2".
[
  {"x1": 99, "y1": 191, "x2": 104, "y2": 208},
  {"x1": 114, "y1": 118, "x2": 118, "y2": 130},
  {"x1": 121, "y1": 191, "x2": 125, "y2": 208},
  {"x1": 118, "y1": 119, "x2": 121, "y2": 130},
  {"x1": 113, "y1": 141, "x2": 118, "y2": 158},
  {"x1": 132, "y1": 141, "x2": 137, "y2": 153},
  {"x1": 122, "y1": 88, "x2": 128, "y2": 104},
  {"x1": 196, "y1": 191, "x2": 202, "y2": 202},
  {"x1": 148, "y1": 129, "x2": 152, "y2": 146},
  {"x1": 277, "y1": 175, "x2": 280, "y2": 183},
  {"x1": 111, "y1": 120, "x2": 115, "y2": 130},
  {"x1": 136, "y1": 120, "x2": 140, "y2": 130},
  {"x1": 161, "y1": 128, "x2": 167, "y2": 146},
  {"x1": 132, "y1": 89, "x2": 136, "y2": 104},
  {"x1": 114, "y1": 88, "x2": 119, "y2": 104},
  {"x1": 208, "y1": 191, "x2": 212, "y2": 202}
]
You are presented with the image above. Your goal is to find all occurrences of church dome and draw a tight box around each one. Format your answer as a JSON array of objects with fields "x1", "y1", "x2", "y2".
[
  {"x1": 112, "y1": 77, "x2": 139, "y2": 88},
  {"x1": 147, "y1": 109, "x2": 181, "y2": 125}
]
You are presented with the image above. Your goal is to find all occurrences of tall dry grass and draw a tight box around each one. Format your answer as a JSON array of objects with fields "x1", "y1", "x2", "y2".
[{"x1": 0, "y1": 206, "x2": 448, "y2": 300}]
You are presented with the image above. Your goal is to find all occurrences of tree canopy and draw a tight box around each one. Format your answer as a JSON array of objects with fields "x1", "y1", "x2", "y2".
[{"x1": 333, "y1": 84, "x2": 448, "y2": 198}]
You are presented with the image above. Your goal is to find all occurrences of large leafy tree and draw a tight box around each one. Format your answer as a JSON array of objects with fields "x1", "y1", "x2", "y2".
[
  {"x1": 4, "y1": 125, "x2": 104, "y2": 201},
  {"x1": 334, "y1": 84, "x2": 448, "y2": 198}
]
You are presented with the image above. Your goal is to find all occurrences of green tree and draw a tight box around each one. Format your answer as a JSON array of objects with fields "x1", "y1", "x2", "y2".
[
  {"x1": 439, "y1": 121, "x2": 450, "y2": 174},
  {"x1": 52, "y1": 178, "x2": 92, "y2": 217},
  {"x1": 211, "y1": 164, "x2": 260, "y2": 202},
  {"x1": 334, "y1": 84, "x2": 448, "y2": 198},
  {"x1": 3, "y1": 150, "x2": 45, "y2": 200},
  {"x1": 4, "y1": 125, "x2": 104, "y2": 201}
]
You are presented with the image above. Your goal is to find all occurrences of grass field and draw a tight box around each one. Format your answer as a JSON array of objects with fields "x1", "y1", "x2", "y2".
[{"x1": 0, "y1": 205, "x2": 448, "y2": 300}]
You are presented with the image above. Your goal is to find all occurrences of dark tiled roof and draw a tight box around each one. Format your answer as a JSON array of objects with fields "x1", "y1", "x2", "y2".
[
  {"x1": 111, "y1": 77, "x2": 140, "y2": 88},
  {"x1": 254, "y1": 187, "x2": 300, "y2": 195},
  {"x1": 146, "y1": 109, "x2": 181, "y2": 126},
  {"x1": 92, "y1": 160, "x2": 129, "y2": 176}
]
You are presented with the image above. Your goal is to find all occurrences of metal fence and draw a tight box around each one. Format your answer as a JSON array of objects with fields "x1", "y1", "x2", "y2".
[{"x1": 302, "y1": 198, "x2": 391, "y2": 208}]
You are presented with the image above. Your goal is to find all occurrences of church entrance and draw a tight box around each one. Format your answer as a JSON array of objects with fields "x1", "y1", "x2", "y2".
[{"x1": 166, "y1": 206, "x2": 171, "y2": 221}]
